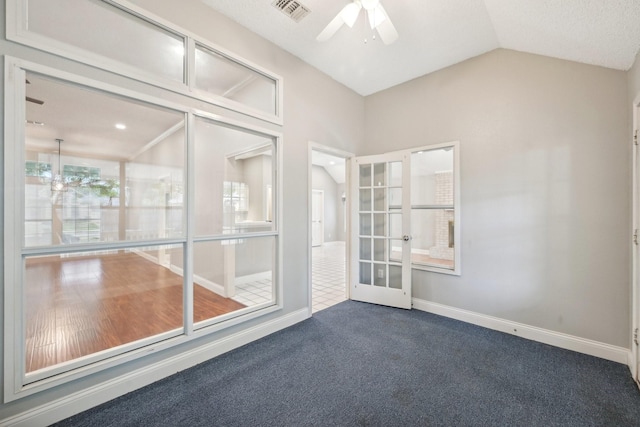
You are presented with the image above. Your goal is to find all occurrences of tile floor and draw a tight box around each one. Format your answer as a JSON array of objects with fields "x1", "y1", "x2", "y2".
[
  {"x1": 312, "y1": 241, "x2": 347, "y2": 313},
  {"x1": 233, "y1": 276, "x2": 273, "y2": 306},
  {"x1": 231, "y1": 241, "x2": 347, "y2": 312}
]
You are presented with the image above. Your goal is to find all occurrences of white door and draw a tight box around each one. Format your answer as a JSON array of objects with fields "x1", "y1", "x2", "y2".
[
  {"x1": 311, "y1": 190, "x2": 324, "y2": 247},
  {"x1": 351, "y1": 152, "x2": 412, "y2": 309}
]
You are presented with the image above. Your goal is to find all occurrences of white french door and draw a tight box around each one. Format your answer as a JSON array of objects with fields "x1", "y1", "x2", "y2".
[{"x1": 350, "y1": 151, "x2": 412, "y2": 309}]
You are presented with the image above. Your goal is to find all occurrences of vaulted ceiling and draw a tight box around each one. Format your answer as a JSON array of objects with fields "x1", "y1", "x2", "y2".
[{"x1": 202, "y1": 0, "x2": 640, "y2": 96}]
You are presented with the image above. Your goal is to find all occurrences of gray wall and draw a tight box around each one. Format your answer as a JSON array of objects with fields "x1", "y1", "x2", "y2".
[
  {"x1": 0, "y1": 0, "x2": 363, "y2": 419},
  {"x1": 364, "y1": 48, "x2": 630, "y2": 347}
]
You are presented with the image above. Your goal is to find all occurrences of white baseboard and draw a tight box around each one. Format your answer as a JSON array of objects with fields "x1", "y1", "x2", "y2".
[
  {"x1": 193, "y1": 274, "x2": 226, "y2": 296},
  {"x1": 3, "y1": 308, "x2": 310, "y2": 427},
  {"x1": 412, "y1": 298, "x2": 630, "y2": 365},
  {"x1": 169, "y1": 264, "x2": 226, "y2": 297},
  {"x1": 130, "y1": 248, "x2": 159, "y2": 264}
]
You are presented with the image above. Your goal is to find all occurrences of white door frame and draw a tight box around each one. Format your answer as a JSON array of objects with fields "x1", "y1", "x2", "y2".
[
  {"x1": 308, "y1": 142, "x2": 354, "y2": 317},
  {"x1": 632, "y1": 92, "x2": 640, "y2": 384},
  {"x1": 311, "y1": 189, "x2": 325, "y2": 247}
]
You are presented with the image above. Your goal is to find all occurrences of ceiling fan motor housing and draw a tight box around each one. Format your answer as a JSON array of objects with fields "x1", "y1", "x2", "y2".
[{"x1": 360, "y1": 0, "x2": 379, "y2": 11}]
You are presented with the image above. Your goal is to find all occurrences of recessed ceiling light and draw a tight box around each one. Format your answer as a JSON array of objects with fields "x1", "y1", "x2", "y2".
[
  {"x1": 330, "y1": 161, "x2": 336, "y2": 165},
  {"x1": 115, "y1": 123, "x2": 126, "y2": 130}
]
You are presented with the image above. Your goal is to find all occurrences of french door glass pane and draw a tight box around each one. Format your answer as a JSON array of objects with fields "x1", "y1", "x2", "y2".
[
  {"x1": 389, "y1": 161, "x2": 402, "y2": 186},
  {"x1": 374, "y1": 188, "x2": 386, "y2": 211},
  {"x1": 360, "y1": 238, "x2": 372, "y2": 260},
  {"x1": 373, "y1": 238, "x2": 386, "y2": 262},
  {"x1": 389, "y1": 187, "x2": 402, "y2": 208},
  {"x1": 373, "y1": 263, "x2": 387, "y2": 287},
  {"x1": 23, "y1": 73, "x2": 185, "y2": 248},
  {"x1": 389, "y1": 265, "x2": 402, "y2": 289},
  {"x1": 193, "y1": 236, "x2": 275, "y2": 325},
  {"x1": 27, "y1": 0, "x2": 185, "y2": 83},
  {"x1": 373, "y1": 163, "x2": 386, "y2": 186},
  {"x1": 24, "y1": 245, "x2": 183, "y2": 373},
  {"x1": 195, "y1": 44, "x2": 277, "y2": 116},
  {"x1": 389, "y1": 213, "x2": 402, "y2": 238},
  {"x1": 389, "y1": 240, "x2": 403, "y2": 262},
  {"x1": 360, "y1": 213, "x2": 372, "y2": 236},
  {"x1": 359, "y1": 189, "x2": 372, "y2": 211},
  {"x1": 360, "y1": 262, "x2": 372, "y2": 285},
  {"x1": 359, "y1": 164, "x2": 371, "y2": 187},
  {"x1": 373, "y1": 213, "x2": 386, "y2": 236},
  {"x1": 194, "y1": 117, "x2": 275, "y2": 237}
]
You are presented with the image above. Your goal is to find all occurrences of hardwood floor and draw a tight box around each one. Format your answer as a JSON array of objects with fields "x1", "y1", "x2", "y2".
[{"x1": 25, "y1": 251, "x2": 245, "y2": 373}]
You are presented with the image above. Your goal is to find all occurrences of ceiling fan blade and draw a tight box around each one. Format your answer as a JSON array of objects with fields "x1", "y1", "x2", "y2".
[
  {"x1": 26, "y1": 96, "x2": 44, "y2": 105},
  {"x1": 340, "y1": 2, "x2": 362, "y2": 28},
  {"x1": 317, "y1": 2, "x2": 363, "y2": 42},
  {"x1": 316, "y1": 13, "x2": 345, "y2": 42},
  {"x1": 367, "y1": 7, "x2": 386, "y2": 29},
  {"x1": 375, "y1": 3, "x2": 398, "y2": 45}
]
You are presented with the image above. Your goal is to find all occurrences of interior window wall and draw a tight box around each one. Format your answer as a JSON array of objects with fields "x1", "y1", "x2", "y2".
[
  {"x1": 192, "y1": 117, "x2": 276, "y2": 324},
  {"x1": 22, "y1": 72, "x2": 189, "y2": 377},
  {"x1": 10, "y1": 66, "x2": 280, "y2": 391},
  {"x1": 6, "y1": 0, "x2": 282, "y2": 400}
]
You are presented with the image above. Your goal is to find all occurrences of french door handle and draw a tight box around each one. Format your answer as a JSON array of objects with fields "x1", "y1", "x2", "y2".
[{"x1": 403, "y1": 235, "x2": 411, "y2": 242}]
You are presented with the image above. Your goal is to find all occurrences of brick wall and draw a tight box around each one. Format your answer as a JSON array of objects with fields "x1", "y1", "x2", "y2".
[{"x1": 429, "y1": 171, "x2": 454, "y2": 261}]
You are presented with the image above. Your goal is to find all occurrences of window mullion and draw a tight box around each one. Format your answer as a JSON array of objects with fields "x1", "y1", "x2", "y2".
[{"x1": 184, "y1": 112, "x2": 195, "y2": 335}]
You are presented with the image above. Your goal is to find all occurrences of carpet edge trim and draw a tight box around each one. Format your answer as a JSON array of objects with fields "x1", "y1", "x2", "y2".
[{"x1": 412, "y1": 298, "x2": 630, "y2": 365}]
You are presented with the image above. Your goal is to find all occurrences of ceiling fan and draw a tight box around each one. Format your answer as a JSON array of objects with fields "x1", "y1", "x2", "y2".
[
  {"x1": 25, "y1": 79, "x2": 44, "y2": 105},
  {"x1": 316, "y1": 0, "x2": 398, "y2": 45}
]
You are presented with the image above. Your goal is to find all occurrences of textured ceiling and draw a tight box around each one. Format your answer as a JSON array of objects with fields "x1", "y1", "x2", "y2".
[{"x1": 201, "y1": 0, "x2": 640, "y2": 96}]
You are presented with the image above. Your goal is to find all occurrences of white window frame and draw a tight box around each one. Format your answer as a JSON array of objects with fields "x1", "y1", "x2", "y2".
[
  {"x1": 6, "y1": 0, "x2": 284, "y2": 125},
  {"x1": 3, "y1": 56, "x2": 283, "y2": 402},
  {"x1": 408, "y1": 141, "x2": 461, "y2": 276}
]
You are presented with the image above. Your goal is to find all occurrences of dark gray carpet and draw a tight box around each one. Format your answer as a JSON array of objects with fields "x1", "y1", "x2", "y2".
[{"x1": 54, "y1": 301, "x2": 640, "y2": 426}]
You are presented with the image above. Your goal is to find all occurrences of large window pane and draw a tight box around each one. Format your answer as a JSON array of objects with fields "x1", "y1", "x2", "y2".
[
  {"x1": 411, "y1": 148, "x2": 454, "y2": 207},
  {"x1": 192, "y1": 237, "x2": 275, "y2": 324},
  {"x1": 195, "y1": 44, "x2": 277, "y2": 116},
  {"x1": 26, "y1": 0, "x2": 185, "y2": 83},
  {"x1": 410, "y1": 209, "x2": 454, "y2": 269},
  {"x1": 24, "y1": 245, "x2": 183, "y2": 373},
  {"x1": 410, "y1": 146, "x2": 457, "y2": 272},
  {"x1": 194, "y1": 117, "x2": 275, "y2": 236},
  {"x1": 24, "y1": 73, "x2": 185, "y2": 247}
]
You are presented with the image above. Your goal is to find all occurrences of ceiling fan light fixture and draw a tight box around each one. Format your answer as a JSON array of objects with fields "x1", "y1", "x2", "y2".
[
  {"x1": 340, "y1": 2, "x2": 361, "y2": 28},
  {"x1": 367, "y1": 7, "x2": 386, "y2": 29},
  {"x1": 317, "y1": 0, "x2": 398, "y2": 45},
  {"x1": 360, "y1": 0, "x2": 379, "y2": 11}
]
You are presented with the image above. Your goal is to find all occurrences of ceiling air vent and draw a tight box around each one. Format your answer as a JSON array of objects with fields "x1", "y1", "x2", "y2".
[{"x1": 272, "y1": 0, "x2": 311, "y2": 23}]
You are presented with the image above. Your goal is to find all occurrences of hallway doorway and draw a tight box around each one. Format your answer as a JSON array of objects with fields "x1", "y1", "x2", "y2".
[{"x1": 310, "y1": 147, "x2": 350, "y2": 313}]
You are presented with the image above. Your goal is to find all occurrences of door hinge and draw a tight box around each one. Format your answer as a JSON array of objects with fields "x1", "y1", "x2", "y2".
[
  {"x1": 634, "y1": 328, "x2": 639, "y2": 346},
  {"x1": 635, "y1": 129, "x2": 638, "y2": 146},
  {"x1": 634, "y1": 229, "x2": 639, "y2": 246}
]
